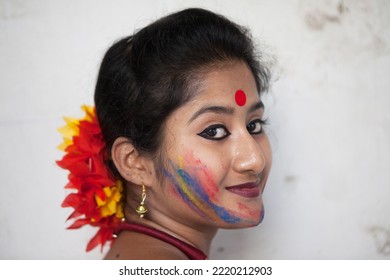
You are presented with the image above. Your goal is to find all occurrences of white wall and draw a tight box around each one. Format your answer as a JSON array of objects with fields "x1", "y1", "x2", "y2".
[{"x1": 1, "y1": 0, "x2": 389, "y2": 259}]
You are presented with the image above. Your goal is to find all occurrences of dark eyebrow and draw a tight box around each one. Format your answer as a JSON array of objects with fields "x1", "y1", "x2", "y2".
[
  {"x1": 188, "y1": 105, "x2": 234, "y2": 124},
  {"x1": 187, "y1": 100, "x2": 264, "y2": 124},
  {"x1": 249, "y1": 100, "x2": 264, "y2": 112}
]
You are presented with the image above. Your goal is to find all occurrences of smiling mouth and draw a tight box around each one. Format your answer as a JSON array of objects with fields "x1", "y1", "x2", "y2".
[{"x1": 225, "y1": 182, "x2": 260, "y2": 198}]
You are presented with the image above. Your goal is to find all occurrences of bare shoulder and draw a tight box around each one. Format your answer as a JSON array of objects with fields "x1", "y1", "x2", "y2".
[{"x1": 104, "y1": 231, "x2": 188, "y2": 260}]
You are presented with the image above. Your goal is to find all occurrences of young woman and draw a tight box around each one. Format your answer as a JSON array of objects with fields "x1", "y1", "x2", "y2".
[{"x1": 58, "y1": 7, "x2": 272, "y2": 260}]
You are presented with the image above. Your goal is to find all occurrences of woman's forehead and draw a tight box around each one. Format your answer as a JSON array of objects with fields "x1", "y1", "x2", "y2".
[{"x1": 190, "y1": 62, "x2": 259, "y2": 102}]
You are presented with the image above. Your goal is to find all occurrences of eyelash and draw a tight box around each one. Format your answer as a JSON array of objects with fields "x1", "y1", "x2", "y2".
[{"x1": 197, "y1": 119, "x2": 268, "y2": 141}]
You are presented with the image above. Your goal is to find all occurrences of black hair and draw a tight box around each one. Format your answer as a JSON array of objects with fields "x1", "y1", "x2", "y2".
[{"x1": 94, "y1": 8, "x2": 271, "y2": 177}]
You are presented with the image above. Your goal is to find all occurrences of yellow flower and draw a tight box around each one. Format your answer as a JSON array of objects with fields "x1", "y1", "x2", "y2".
[
  {"x1": 95, "y1": 180, "x2": 124, "y2": 218},
  {"x1": 80, "y1": 105, "x2": 95, "y2": 122},
  {"x1": 57, "y1": 105, "x2": 95, "y2": 151}
]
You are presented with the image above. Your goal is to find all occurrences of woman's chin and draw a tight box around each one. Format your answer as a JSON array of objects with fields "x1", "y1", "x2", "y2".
[{"x1": 218, "y1": 207, "x2": 265, "y2": 229}]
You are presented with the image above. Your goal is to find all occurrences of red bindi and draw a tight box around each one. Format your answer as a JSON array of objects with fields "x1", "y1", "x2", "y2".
[{"x1": 234, "y1": 89, "x2": 246, "y2": 106}]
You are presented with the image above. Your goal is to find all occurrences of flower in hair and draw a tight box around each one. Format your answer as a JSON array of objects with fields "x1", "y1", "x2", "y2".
[{"x1": 57, "y1": 105, "x2": 124, "y2": 252}]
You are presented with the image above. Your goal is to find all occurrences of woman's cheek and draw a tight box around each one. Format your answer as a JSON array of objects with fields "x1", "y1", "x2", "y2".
[
  {"x1": 163, "y1": 157, "x2": 228, "y2": 222},
  {"x1": 163, "y1": 153, "x2": 257, "y2": 224}
]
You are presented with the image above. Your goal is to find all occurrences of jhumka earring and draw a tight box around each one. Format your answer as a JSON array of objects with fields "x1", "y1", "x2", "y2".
[{"x1": 135, "y1": 183, "x2": 148, "y2": 218}]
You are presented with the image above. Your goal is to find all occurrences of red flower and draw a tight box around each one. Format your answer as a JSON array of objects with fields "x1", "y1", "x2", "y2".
[{"x1": 57, "y1": 106, "x2": 124, "y2": 252}]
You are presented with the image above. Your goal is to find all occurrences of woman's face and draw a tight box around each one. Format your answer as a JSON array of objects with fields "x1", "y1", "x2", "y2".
[{"x1": 150, "y1": 61, "x2": 272, "y2": 229}]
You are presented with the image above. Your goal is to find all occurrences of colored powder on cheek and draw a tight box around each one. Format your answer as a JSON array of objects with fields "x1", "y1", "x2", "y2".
[
  {"x1": 176, "y1": 168, "x2": 238, "y2": 223},
  {"x1": 200, "y1": 169, "x2": 218, "y2": 200},
  {"x1": 237, "y1": 203, "x2": 261, "y2": 219},
  {"x1": 165, "y1": 161, "x2": 242, "y2": 224},
  {"x1": 163, "y1": 168, "x2": 207, "y2": 218},
  {"x1": 183, "y1": 151, "x2": 218, "y2": 199},
  {"x1": 235, "y1": 89, "x2": 246, "y2": 106}
]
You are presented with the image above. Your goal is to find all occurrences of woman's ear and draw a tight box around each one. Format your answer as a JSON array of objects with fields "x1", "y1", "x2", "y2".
[{"x1": 111, "y1": 137, "x2": 155, "y2": 186}]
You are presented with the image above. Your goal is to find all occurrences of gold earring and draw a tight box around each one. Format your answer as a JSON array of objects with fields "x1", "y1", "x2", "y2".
[{"x1": 135, "y1": 183, "x2": 148, "y2": 218}]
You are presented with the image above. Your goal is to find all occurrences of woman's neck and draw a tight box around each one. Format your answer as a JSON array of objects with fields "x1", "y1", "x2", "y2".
[{"x1": 125, "y1": 208, "x2": 218, "y2": 256}]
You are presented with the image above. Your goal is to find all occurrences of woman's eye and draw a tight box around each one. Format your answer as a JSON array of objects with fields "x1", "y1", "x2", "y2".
[
  {"x1": 247, "y1": 119, "x2": 265, "y2": 134},
  {"x1": 198, "y1": 125, "x2": 230, "y2": 140}
]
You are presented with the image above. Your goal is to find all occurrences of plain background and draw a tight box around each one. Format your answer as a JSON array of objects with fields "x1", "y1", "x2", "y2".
[{"x1": 1, "y1": 0, "x2": 389, "y2": 259}]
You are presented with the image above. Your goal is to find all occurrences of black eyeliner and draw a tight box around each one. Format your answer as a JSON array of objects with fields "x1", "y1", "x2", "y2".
[{"x1": 197, "y1": 124, "x2": 231, "y2": 141}]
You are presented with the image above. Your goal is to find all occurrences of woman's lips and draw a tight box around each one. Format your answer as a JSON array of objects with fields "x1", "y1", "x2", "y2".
[{"x1": 225, "y1": 182, "x2": 260, "y2": 198}]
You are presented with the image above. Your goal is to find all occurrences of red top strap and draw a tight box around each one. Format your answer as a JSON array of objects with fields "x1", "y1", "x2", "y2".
[{"x1": 115, "y1": 223, "x2": 207, "y2": 260}]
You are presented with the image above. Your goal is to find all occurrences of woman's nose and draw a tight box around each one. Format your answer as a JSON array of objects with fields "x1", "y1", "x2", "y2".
[{"x1": 231, "y1": 132, "x2": 266, "y2": 175}]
